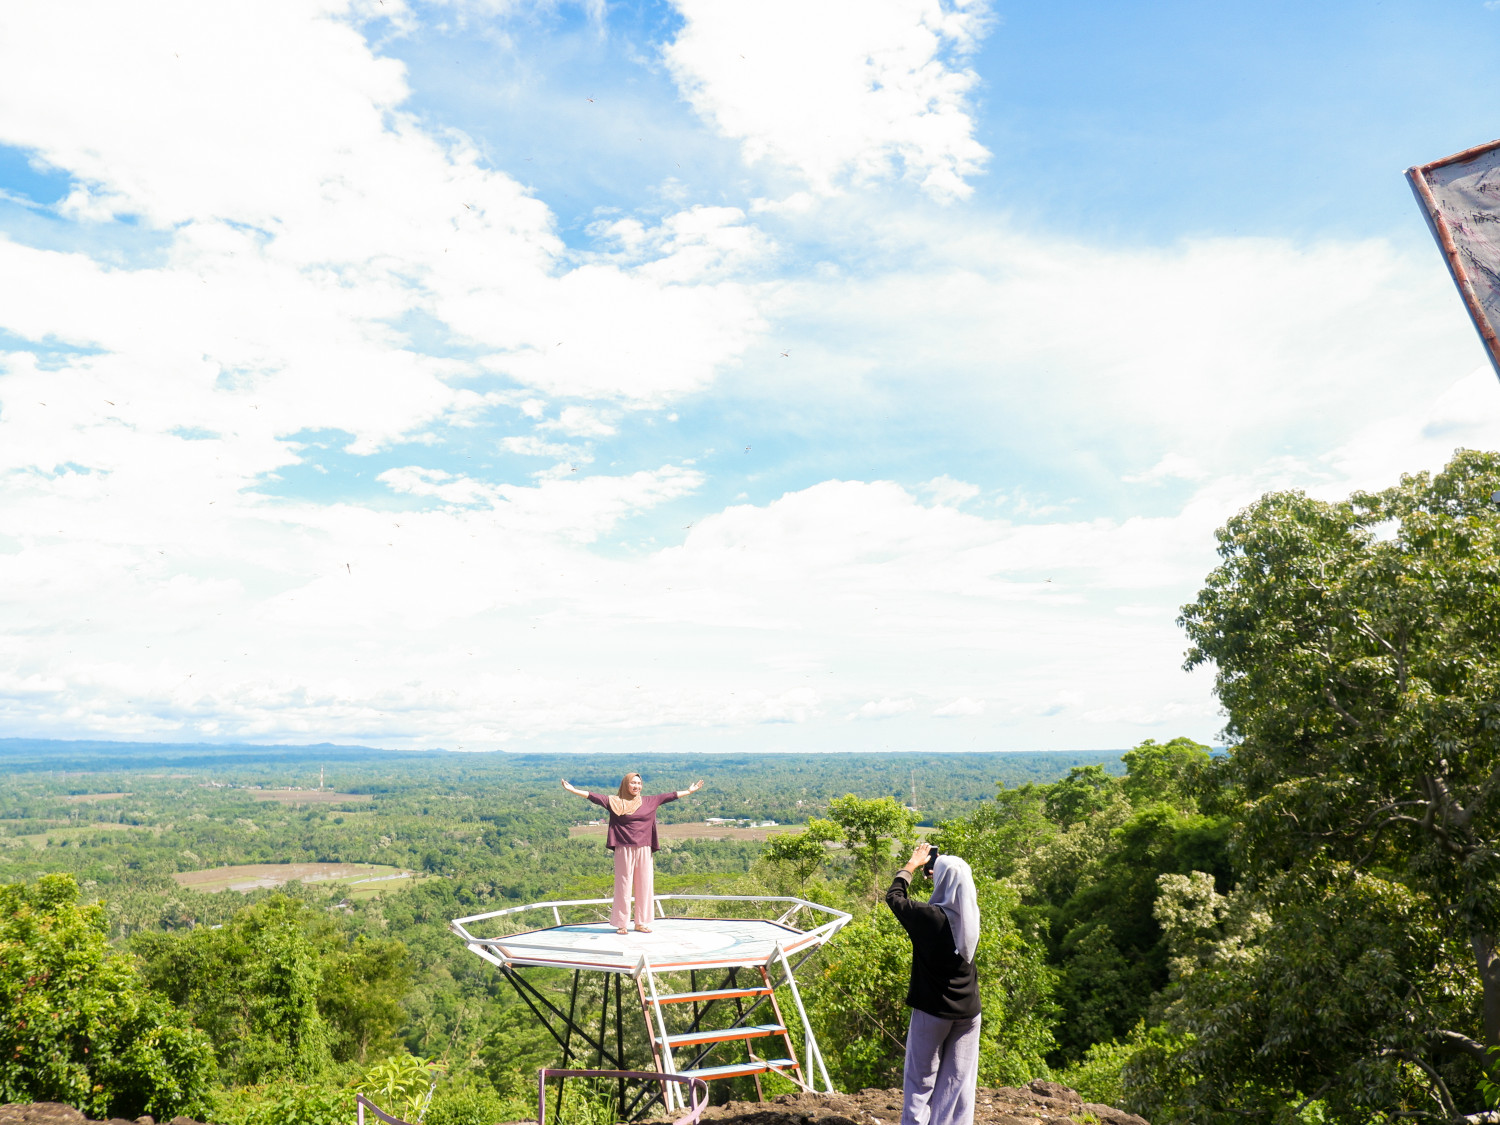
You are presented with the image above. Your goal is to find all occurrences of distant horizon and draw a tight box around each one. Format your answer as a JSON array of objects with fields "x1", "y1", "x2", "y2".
[{"x1": 0, "y1": 734, "x2": 1151, "y2": 758}]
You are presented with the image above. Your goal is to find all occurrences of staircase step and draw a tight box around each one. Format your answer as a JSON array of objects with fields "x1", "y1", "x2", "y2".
[
  {"x1": 676, "y1": 1058, "x2": 797, "y2": 1081},
  {"x1": 661, "y1": 1023, "x2": 785, "y2": 1048},
  {"x1": 654, "y1": 987, "x2": 772, "y2": 1005}
]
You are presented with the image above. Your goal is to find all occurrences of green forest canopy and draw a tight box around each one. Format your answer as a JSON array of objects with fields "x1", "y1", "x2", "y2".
[{"x1": 4, "y1": 448, "x2": 1500, "y2": 1125}]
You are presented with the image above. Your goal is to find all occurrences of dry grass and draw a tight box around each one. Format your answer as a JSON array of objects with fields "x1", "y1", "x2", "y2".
[
  {"x1": 245, "y1": 790, "x2": 373, "y2": 805},
  {"x1": 569, "y1": 821, "x2": 804, "y2": 843},
  {"x1": 171, "y1": 861, "x2": 413, "y2": 894}
]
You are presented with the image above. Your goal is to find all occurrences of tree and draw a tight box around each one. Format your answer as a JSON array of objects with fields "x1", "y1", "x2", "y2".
[
  {"x1": 762, "y1": 818, "x2": 839, "y2": 892},
  {"x1": 826, "y1": 795, "x2": 920, "y2": 899},
  {"x1": 1120, "y1": 738, "x2": 1213, "y2": 809},
  {"x1": 0, "y1": 874, "x2": 215, "y2": 1120},
  {"x1": 936, "y1": 783, "x2": 1054, "y2": 882},
  {"x1": 1044, "y1": 765, "x2": 1117, "y2": 827},
  {"x1": 1176, "y1": 449, "x2": 1500, "y2": 1115},
  {"x1": 1126, "y1": 866, "x2": 1476, "y2": 1123},
  {"x1": 134, "y1": 895, "x2": 408, "y2": 1082}
]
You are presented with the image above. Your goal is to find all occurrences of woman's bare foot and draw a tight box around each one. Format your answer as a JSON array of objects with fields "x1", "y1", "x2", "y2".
[
  {"x1": 616, "y1": 927, "x2": 629, "y2": 935},
  {"x1": 635, "y1": 924, "x2": 653, "y2": 933}
]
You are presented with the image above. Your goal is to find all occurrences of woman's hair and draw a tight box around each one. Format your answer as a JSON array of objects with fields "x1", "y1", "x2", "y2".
[{"x1": 617, "y1": 772, "x2": 642, "y2": 798}]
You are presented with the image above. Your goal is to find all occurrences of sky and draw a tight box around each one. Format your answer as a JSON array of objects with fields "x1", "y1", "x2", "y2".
[{"x1": 2, "y1": 0, "x2": 1500, "y2": 756}]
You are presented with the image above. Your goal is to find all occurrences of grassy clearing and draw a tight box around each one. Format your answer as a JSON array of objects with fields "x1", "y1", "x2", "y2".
[
  {"x1": 246, "y1": 790, "x2": 373, "y2": 805},
  {"x1": 4, "y1": 823, "x2": 155, "y2": 850},
  {"x1": 172, "y1": 861, "x2": 414, "y2": 893}
]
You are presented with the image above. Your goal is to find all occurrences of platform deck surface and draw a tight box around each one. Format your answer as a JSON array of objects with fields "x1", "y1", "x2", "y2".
[{"x1": 473, "y1": 916, "x2": 815, "y2": 971}]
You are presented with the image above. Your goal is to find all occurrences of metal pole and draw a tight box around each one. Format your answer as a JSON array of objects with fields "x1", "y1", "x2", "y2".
[
  {"x1": 615, "y1": 974, "x2": 626, "y2": 1117},
  {"x1": 775, "y1": 943, "x2": 833, "y2": 1093},
  {"x1": 557, "y1": 970, "x2": 580, "y2": 1125},
  {"x1": 596, "y1": 975, "x2": 610, "y2": 1069}
]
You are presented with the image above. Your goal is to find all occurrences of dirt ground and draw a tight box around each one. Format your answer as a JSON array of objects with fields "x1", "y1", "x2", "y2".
[{"x1": 673, "y1": 1085, "x2": 1148, "y2": 1125}]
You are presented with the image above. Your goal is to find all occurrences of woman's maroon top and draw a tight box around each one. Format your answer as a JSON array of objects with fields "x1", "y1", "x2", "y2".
[{"x1": 587, "y1": 792, "x2": 678, "y2": 851}]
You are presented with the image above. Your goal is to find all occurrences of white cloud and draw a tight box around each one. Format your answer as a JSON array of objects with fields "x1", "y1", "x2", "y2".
[
  {"x1": 663, "y1": 0, "x2": 991, "y2": 200},
  {"x1": 1123, "y1": 453, "x2": 1206, "y2": 485},
  {"x1": 933, "y1": 696, "x2": 984, "y2": 717},
  {"x1": 922, "y1": 474, "x2": 981, "y2": 505},
  {"x1": 748, "y1": 217, "x2": 1482, "y2": 485},
  {"x1": 0, "y1": 0, "x2": 768, "y2": 436},
  {"x1": 854, "y1": 697, "x2": 916, "y2": 719},
  {"x1": 539, "y1": 406, "x2": 620, "y2": 438}
]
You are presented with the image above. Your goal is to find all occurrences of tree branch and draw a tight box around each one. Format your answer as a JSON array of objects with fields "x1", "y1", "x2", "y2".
[
  {"x1": 1381, "y1": 1048, "x2": 1457, "y2": 1120},
  {"x1": 1432, "y1": 1028, "x2": 1489, "y2": 1062}
]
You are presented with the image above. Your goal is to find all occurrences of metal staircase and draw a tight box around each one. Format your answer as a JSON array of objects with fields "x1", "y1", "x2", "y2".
[{"x1": 637, "y1": 943, "x2": 833, "y2": 1111}]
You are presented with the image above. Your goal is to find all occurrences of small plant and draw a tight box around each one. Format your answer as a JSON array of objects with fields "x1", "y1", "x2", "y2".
[
  {"x1": 352, "y1": 1052, "x2": 446, "y2": 1122},
  {"x1": 554, "y1": 1076, "x2": 617, "y2": 1125}
]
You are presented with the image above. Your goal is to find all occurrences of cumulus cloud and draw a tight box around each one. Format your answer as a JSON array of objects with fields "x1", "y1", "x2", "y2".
[
  {"x1": 1, "y1": 0, "x2": 1495, "y2": 756},
  {"x1": 0, "y1": 0, "x2": 768, "y2": 446},
  {"x1": 663, "y1": 0, "x2": 991, "y2": 200}
]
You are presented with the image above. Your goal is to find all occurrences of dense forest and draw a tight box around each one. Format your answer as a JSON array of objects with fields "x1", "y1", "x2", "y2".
[{"x1": 4, "y1": 449, "x2": 1500, "y2": 1125}]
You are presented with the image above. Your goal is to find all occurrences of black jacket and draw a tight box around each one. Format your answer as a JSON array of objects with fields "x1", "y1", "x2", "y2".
[{"x1": 885, "y1": 870, "x2": 980, "y2": 1020}]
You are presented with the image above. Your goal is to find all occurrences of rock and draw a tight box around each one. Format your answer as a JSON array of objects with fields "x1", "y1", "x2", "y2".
[
  {"x1": 0, "y1": 1110, "x2": 197, "y2": 1125},
  {"x1": 1080, "y1": 1106, "x2": 1149, "y2": 1125},
  {"x1": 1026, "y1": 1081, "x2": 1082, "y2": 1105},
  {"x1": 0, "y1": 1108, "x2": 89, "y2": 1125}
]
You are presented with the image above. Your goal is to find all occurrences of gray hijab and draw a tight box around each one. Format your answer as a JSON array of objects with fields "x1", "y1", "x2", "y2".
[{"x1": 929, "y1": 855, "x2": 979, "y2": 963}]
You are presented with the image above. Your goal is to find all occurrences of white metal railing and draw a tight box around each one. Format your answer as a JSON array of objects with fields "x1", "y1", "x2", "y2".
[{"x1": 449, "y1": 894, "x2": 852, "y2": 948}]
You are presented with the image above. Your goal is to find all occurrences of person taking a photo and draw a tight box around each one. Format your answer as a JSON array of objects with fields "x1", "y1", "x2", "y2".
[{"x1": 886, "y1": 841, "x2": 981, "y2": 1125}]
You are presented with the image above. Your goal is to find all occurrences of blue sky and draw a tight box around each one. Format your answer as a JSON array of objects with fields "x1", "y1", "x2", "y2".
[{"x1": 1, "y1": 0, "x2": 1499, "y2": 754}]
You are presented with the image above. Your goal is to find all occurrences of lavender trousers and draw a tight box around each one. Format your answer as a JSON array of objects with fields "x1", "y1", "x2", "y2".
[
  {"x1": 901, "y1": 1009, "x2": 981, "y2": 1125},
  {"x1": 611, "y1": 844, "x2": 654, "y2": 929}
]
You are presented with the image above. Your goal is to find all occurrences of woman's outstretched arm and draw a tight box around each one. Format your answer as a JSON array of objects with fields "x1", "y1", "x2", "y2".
[
  {"x1": 561, "y1": 779, "x2": 589, "y2": 798},
  {"x1": 675, "y1": 780, "x2": 705, "y2": 799}
]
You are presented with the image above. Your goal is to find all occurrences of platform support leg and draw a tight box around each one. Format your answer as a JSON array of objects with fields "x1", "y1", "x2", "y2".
[
  {"x1": 615, "y1": 974, "x2": 627, "y2": 1117},
  {"x1": 776, "y1": 943, "x2": 834, "y2": 1093},
  {"x1": 553, "y1": 970, "x2": 580, "y2": 1125}
]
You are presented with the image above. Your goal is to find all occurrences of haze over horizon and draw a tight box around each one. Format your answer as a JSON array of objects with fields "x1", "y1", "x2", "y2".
[{"x1": 3, "y1": 0, "x2": 1500, "y2": 754}]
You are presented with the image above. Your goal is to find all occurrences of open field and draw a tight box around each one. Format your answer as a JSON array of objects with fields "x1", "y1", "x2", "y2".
[
  {"x1": 570, "y1": 821, "x2": 803, "y2": 843},
  {"x1": 172, "y1": 861, "x2": 414, "y2": 893},
  {"x1": 63, "y1": 792, "x2": 129, "y2": 802},
  {"x1": 3, "y1": 823, "x2": 154, "y2": 850},
  {"x1": 245, "y1": 790, "x2": 373, "y2": 805}
]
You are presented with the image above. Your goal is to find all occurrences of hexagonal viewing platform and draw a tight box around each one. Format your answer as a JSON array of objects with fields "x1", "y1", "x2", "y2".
[
  {"x1": 450, "y1": 896, "x2": 850, "y2": 973},
  {"x1": 451, "y1": 896, "x2": 852, "y2": 1119}
]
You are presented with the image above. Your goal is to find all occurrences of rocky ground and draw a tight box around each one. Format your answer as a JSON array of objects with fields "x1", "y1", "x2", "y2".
[
  {"x1": 2, "y1": 1083, "x2": 1148, "y2": 1125},
  {"x1": 0, "y1": 1107, "x2": 196, "y2": 1125}
]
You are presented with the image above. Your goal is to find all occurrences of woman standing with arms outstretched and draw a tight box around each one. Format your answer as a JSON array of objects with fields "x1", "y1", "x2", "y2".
[
  {"x1": 886, "y1": 842, "x2": 982, "y2": 1125},
  {"x1": 561, "y1": 773, "x2": 704, "y2": 935}
]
